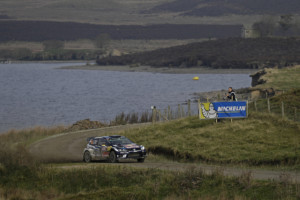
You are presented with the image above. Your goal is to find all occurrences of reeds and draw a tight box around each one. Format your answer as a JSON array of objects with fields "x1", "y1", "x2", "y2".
[{"x1": 110, "y1": 111, "x2": 151, "y2": 126}]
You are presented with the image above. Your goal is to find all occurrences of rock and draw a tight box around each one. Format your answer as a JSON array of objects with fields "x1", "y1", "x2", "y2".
[{"x1": 250, "y1": 69, "x2": 267, "y2": 87}]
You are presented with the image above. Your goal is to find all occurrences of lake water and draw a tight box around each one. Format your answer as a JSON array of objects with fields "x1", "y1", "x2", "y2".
[{"x1": 0, "y1": 63, "x2": 252, "y2": 133}]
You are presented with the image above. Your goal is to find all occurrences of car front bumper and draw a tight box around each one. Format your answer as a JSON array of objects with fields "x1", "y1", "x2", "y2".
[{"x1": 116, "y1": 151, "x2": 147, "y2": 160}]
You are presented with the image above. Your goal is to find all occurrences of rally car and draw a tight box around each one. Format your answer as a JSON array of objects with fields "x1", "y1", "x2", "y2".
[{"x1": 83, "y1": 135, "x2": 147, "y2": 163}]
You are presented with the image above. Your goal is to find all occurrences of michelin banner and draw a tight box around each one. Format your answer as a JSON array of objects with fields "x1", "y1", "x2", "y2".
[{"x1": 200, "y1": 101, "x2": 247, "y2": 119}]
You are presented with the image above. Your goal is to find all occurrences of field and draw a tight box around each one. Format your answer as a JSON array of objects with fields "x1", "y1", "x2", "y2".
[
  {"x1": 0, "y1": 39, "x2": 211, "y2": 55},
  {"x1": 0, "y1": 0, "x2": 263, "y2": 26},
  {"x1": 150, "y1": 0, "x2": 300, "y2": 16}
]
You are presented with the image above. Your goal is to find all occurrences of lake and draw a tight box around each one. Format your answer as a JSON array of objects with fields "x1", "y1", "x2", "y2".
[{"x1": 0, "y1": 62, "x2": 252, "y2": 133}]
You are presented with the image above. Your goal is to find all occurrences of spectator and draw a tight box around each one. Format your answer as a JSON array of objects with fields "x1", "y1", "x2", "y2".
[{"x1": 226, "y1": 87, "x2": 236, "y2": 101}]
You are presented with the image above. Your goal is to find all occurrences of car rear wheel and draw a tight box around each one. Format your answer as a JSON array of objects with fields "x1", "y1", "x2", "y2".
[
  {"x1": 83, "y1": 151, "x2": 91, "y2": 163},
  {"x1": 109, "y1": 151, "x2": 117, "y2": 163},
  {"x1": 137, "y1": 158, "x2": 145, "y2": 163}
]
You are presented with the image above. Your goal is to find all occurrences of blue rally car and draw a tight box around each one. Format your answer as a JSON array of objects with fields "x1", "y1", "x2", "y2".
[{"x1": 83, "y1": 135, "x2": 147, "y2": 163}]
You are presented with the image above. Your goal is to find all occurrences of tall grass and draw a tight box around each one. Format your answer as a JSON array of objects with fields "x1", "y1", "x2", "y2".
[
  {"x1": 0, "y1": 126, "x2": 66, "y2": 146},
  {"x1": 110, "y1": 111, "x2": 151, "y2": 125},
  {"x1": 0, "y1": 163, "x2": 299, "y2": 200}
]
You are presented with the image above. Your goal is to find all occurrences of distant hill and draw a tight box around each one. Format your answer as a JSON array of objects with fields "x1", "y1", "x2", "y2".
[
  {"x1": 96, "y1": 38, "x2": 300, "y2": 69},
  {"x1": 147, "y1": 0, "x2": 300, "y2": 16},
  {"x1": 0, "y1": 21, "x2": 242, "y2": 42}
]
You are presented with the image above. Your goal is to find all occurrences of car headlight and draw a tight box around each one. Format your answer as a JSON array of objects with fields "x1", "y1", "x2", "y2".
[{"x1": 141, "y1": 145, "x2": 145, "y2": 150}]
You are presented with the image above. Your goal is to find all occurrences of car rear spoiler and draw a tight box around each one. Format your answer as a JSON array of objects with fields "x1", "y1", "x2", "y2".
[{"x1": 86, "y1": 137, "x2": 95, "y2": 143}]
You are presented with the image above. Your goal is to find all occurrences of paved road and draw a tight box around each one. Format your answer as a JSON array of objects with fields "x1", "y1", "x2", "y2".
[{"x1": 29, "y1": 124, "x2": 300, "y2": 183}]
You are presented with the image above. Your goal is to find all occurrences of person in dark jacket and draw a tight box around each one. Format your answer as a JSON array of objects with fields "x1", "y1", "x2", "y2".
[{"x1": 226, "y1": 87, "x2": 236, "y2": 101}]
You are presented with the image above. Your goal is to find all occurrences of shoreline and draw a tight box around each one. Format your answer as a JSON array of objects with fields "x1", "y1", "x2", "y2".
[{"x1": 60, "y1": 64, "x2": 259, "y2": 74}]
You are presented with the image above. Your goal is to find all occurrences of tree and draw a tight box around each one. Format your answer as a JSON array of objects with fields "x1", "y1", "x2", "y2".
[
  {"x1": 95, "y1": 34, "x2": 111, "y2": 49},
  {"x1": 252, "y1": 16, "x2": 276, "y2": 37},
  {"x1": 278, "y1": 14, "x2": 294, "y2": 33},
  {"x1": 43, "y1": 40, "x2": 64, "y2": 51}
]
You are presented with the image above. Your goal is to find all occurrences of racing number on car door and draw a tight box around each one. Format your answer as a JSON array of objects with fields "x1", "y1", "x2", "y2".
[{"x1": 99, "y1": 138, "x2": 110, "y2": 158}]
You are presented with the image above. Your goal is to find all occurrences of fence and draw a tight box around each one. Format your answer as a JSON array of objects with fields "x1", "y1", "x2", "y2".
[
  {"x1": 111, "y1": 97, "x2": 299, "y2": 125},
  {"x1": 150, "y1": 100, "x2": 197, "y2": 123},
  {"x1": 150, "y1": 98, "x2": 300, "y2": 123},
  {"x1": 248, "y1": 98, "x2": 300, "y2": 122}
]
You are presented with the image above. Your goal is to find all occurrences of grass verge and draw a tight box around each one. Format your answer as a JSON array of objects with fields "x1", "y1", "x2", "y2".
[{"x1": 0, "y1": 163, "x2": 299, "y2": 200}]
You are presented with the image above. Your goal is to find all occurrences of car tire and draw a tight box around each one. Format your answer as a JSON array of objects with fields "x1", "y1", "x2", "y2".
[
  {"x1": 83, "y1": 151, "x2": 92, "y2": 163},
  {"x1": 137, "y1": 158, "x2": 145, "y2": 163},
  {"x1": 109, "y1": 151, "x2": 117, "y2": 163}
]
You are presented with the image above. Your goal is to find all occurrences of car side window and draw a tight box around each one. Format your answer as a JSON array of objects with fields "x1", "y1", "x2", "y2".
[
  {"x1": 99, "y1": 138, "x2": 106, "y2": 146},
  {"x1": 89, "y1": 139, "x2": 98, "y2": 146}
]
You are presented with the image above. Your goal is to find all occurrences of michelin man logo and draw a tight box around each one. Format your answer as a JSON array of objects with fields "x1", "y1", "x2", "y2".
[{"x1": 201, "y1": 103, "x2": 218, "y2": 119}]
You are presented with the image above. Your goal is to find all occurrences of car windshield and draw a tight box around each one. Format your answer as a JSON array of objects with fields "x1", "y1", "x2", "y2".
[{"x1": 108, "y1": 137, "x2": 133, "y2": 145}]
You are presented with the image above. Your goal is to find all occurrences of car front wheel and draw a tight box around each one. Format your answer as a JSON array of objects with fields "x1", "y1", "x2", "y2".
[
  {"x1": 109, "y1": 151, "x2": 117, "y2": 163},
  {"x1": 83, "y1": 151, "x2": 91, "y2": 163},
  {"x1": 137, "y1": 158, "x2": 145, "y2": 163}
]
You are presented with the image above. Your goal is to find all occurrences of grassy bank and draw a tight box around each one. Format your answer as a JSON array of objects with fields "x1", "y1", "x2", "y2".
[
  {"x1": 254, "y1": 66, "x2": 300, "y2": 90},
  {"x1": 248, "y1": 89, "x2": 300, "y2": 121},
  {"x1": 120, "y1": 112, "x2": 300, "y2": 167}
]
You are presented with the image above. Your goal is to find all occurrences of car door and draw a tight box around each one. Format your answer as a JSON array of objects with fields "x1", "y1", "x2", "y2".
[
  {"x1": 92, "y1": 139, "x2": 102, "y2": 159},
  {"x1": 99, "y1": 138, "x2": 110, "y2": 159}
]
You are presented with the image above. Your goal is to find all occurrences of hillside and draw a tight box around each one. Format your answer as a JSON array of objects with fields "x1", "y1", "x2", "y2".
[
  {"x1": 96, "y1": 37, "x2": 300, "y2": 69},
  {"x1": 0, "y1": 21, "x2": 242, "y2": 42},
  {"x1": 148, "y1": 0, "x2": 300, "y2": 16},
  {"x1": 0, "y1": 0, "x2": 169, "y2": 24}
]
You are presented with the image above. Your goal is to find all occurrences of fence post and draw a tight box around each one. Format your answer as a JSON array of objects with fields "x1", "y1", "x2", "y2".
[
  {"x1": 168, "y1": 106, "x2": 171, "y2": 120},
  {"x1": 188, "y1": 99, "x2": 191, "y2": 117},
  {"x1": 267, "y1": 98, "x2": 271, "y2": 113},
  {"x1": 198, "y1": 99, "x2": 201, "y2": 119},
  {"x1": 281, "y1": 101, "x2": 285, "y2": 118},
  {"x1": 247, "y1": 100, "x2": 249, "y2": 117},
  {"x1": 152, "y1": 107, "x2": 157, "y2": 123},
  {"x1": 178, "y1": 104, "x2": 181, "y2": 119},
  {"x1": 164, "y1": 109, "x2": 167, "y2": 121},
  {"x1": 254, "y1": 101, "x2": 257, "y2": 112},
  {"x1": 181, "y1": 106, "x2": 184, "y2": 118},
  {"x1": 158, "y1": 110, "x2": 161, "y2": 121}
]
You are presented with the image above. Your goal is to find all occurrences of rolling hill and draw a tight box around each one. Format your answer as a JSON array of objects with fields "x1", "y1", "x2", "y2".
[
  {"x1": 147, "y1": 0, "x2": 300, "y2": 16},
  {"x1": 96, "y1": 37, "x2": 300, "y2": 69}
]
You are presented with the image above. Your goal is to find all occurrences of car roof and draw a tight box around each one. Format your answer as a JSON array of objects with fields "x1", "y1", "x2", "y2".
[{"x1": 94, "y1": 135, "x2": 122, "y2": 139}]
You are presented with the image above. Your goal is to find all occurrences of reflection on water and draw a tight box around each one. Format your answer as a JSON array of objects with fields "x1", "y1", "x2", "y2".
[{"x1": 0, "y1": 63, "x2": 251, "y2": 133}]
